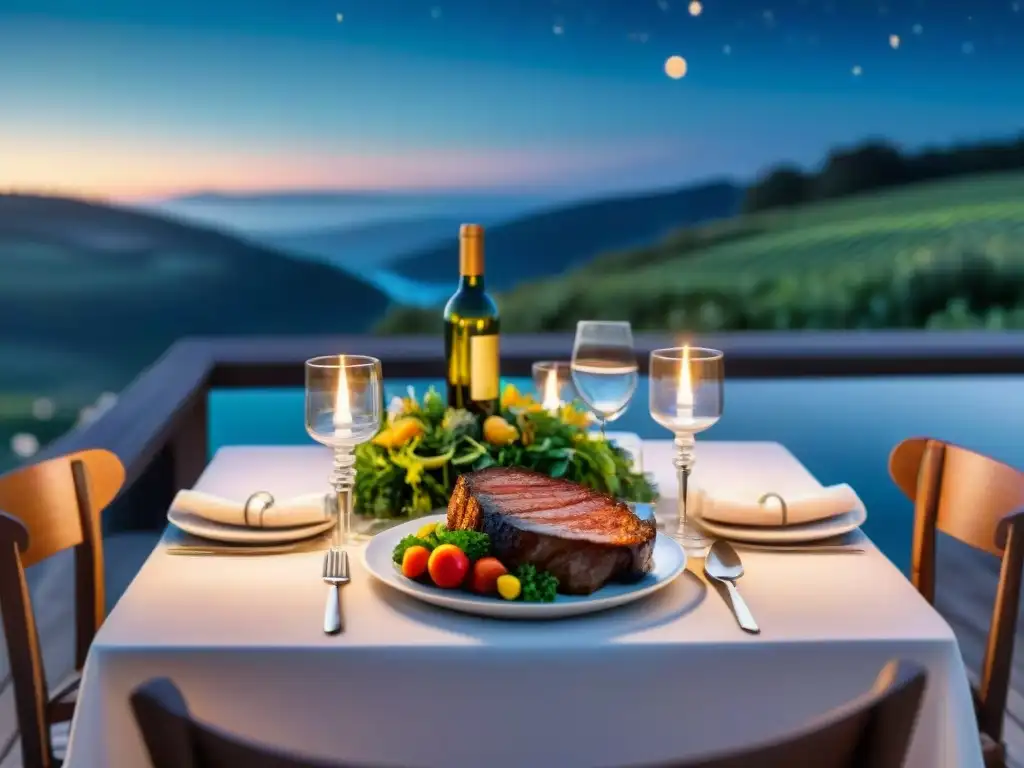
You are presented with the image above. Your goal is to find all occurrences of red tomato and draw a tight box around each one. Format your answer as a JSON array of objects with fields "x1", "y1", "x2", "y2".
[
  {"x1": 401, "y1": 545, "x2": 430, "y2": 580},
  {"x1": 469, "y1": 557, "x2": 508, "y2": 595},
  {"x1": 427, "y1": 544, "x2": 470, "y2": 589}
]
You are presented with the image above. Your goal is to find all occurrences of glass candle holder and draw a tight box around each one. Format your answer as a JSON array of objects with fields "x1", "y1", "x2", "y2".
[
  {"x1": 305, "y1": 355, "x2": 382, "y2": 545},
  {"x1": 531, "y1": 360, "x2": 576, "y2": 412},
  {"x1": 649, "y1": 346, "x2": 724, "y2": 556}
]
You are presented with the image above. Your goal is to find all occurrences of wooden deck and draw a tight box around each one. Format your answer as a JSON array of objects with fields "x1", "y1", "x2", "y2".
[{"x1": 0, "y1": 530, "x2": 1020, "y2": 766}]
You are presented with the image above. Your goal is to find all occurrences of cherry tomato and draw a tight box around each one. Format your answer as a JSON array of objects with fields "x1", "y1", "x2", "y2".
[{"x1": 427, "y1": 544, "x2": 470, "y2": 589}]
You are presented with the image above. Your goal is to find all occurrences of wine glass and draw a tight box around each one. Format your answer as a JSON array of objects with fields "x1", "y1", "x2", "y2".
[
  {"x1": 570, "y1": 321, "x2": 638, "y2": 437},
  {"x1": 531, "y1": 361, "x2": 576, "y2": 411},
  {"x1": 649, "y1": 346, "x2": 724, "y2": 555},
  {"x1": 305, "y1": 355, "x2": 382, "y2": 545}
]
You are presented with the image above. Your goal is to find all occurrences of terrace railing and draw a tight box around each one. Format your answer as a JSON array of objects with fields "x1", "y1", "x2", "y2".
[{"x1": 31, "y1": 330, "x2": 1024, "y2": 533}]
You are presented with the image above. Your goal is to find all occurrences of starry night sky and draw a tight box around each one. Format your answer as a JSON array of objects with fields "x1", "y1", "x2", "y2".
[{"x1": 2, "y1": 0, "x2": 1022, "y2": 199}]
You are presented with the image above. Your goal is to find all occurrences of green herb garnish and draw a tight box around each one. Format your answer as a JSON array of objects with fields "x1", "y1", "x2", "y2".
[
  {"x1": 515, "y1": 563, "x2": 559, "y2": 603},
  {"x1": 435, "y1": 529, "x2": 490, "y2": 561}
]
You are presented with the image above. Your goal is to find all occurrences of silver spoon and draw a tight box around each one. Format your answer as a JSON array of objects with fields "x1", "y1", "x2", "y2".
[{"x1": 704, "y1": 540, "x2": 760, "y2": 634}]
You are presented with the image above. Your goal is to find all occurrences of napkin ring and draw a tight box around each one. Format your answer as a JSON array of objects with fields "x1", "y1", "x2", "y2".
[
  {"x1": 758, "y1": 492, "x2": 789, "y2": 526},
  {"x1": 243, "y1": 491, "x2": 275, "y2": 528}
]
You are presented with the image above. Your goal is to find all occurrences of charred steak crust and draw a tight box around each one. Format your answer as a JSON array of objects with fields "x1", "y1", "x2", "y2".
[{"x1": 446, "y1": 468, "x2": 656, "y2": 595}]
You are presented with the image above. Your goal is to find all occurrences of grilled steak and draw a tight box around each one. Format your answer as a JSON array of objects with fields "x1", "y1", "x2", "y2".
[{"x1": 447, "y1": 467, "x2": 656, "y2": 595}]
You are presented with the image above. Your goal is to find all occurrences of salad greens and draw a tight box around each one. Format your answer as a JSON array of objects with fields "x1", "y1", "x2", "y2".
[{"x1": 355, "y1": 385, "x2": 657, "y2": 519}]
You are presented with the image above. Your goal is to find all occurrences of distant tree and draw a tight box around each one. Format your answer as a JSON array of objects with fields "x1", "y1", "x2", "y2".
[
  {"x1": 743, "y1": 133, "x2": 1024, "y2": 215},
  {"x1": 742, "y1": 166, "x2": 809, "y2": 212},
  {"x1": 813, "y1": 141, "x2": 908, "y2": 199}
]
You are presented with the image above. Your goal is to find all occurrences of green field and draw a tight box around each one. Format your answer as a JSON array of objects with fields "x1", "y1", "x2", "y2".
[
  {"x1": 618, "y1": 173, "x2": 1024, "y2": 286},
  {"x1": 377, "y1": 171, "x2": 1024, "y2": 334}
]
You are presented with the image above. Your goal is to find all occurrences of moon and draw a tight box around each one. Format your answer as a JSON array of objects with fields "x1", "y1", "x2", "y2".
[{"x1": 665, "y1": 55, "x2": 688, "y2": 79}]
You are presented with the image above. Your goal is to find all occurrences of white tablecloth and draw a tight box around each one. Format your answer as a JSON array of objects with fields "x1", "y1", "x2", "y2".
[{"x1": 65, "y1": 441, "x2": 982, "y2": 768}]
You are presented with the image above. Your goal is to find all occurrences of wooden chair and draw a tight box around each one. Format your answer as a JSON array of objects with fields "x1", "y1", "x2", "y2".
[
  {"x1": 130, "y1": 662, "x2": 925, "y2": 768},
  {"x1": 0, "y1": 449, "x2": 125, "y2": 768},
  {"x1": 130, "y1": 678, "x2": 365, "y2": 768},
  {"x1": 890, "y1": 436, "x2": 1024, "y2": 768},
  {"x1": 643, "y1": 660, "x2": 926, "y2": 768}
]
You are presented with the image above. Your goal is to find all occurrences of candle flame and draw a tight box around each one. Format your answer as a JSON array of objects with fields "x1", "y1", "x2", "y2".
[
  {"x1": 542, "y1": 367, "x2": 561, "y2": 412},
  {"x1": 334, "y1": 354, "x2": 352, "y2": 426},
  {"x1": 677, "y1": 345, "x2": 694, "y2": 409}
]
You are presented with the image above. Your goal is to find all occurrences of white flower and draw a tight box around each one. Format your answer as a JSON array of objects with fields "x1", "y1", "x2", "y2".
[
  {"x1": 11, "y1": 433, "x2": 39, "y2": 458},
  {"x1": 387, "y1": 396, "x2": 406, "y2": 423}
]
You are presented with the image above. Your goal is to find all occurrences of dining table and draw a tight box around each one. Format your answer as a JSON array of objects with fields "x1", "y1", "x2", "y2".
[{"x1": 64, "y1": 440, "x2": 983, "y2": 768}]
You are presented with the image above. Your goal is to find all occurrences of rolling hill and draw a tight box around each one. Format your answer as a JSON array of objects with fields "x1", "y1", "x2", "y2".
[
  {"x1": 377, "y1": 171, "x2": 1024, "y2": 334},
  {"x1": 0, "y1": 194, "x2": 391, "y2": 393},
  {"x1": 387, "y1": 180, "x2": 743, "y2": 291}
]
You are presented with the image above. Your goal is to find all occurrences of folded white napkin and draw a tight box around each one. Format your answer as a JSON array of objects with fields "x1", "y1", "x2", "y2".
[
  {"x1": 692, "y1": 483, "x2": 862, "y2": 528},
  {"x1": 170, "y1": 489, "x2": 331, "y2": 529}
]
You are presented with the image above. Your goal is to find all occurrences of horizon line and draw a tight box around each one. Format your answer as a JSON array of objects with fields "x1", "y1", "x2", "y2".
[{"x1": 2, "y1": 174, "x2": 745, "y2": 205}]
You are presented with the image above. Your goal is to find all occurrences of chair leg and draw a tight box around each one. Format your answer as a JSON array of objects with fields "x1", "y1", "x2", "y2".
[{"x1": 981, "y1": 733, "x2": 1005, "y2": 768}]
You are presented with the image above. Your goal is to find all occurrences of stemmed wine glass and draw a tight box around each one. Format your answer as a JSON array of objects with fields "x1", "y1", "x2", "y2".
[
  {"x1": 305, "y1": 355, "x2": 382, "y2": 545},
  {"x1": 649, "y1": 346, "x2": 724, "y2": 555},
  {"x1": 571, "y1": 321, "x2": 638, "y2": 437}
]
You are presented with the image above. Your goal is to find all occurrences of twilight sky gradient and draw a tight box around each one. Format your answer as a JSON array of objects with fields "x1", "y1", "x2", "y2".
[{"x1": 2, "y1": 0, "x2": 1023, "y2": 200}]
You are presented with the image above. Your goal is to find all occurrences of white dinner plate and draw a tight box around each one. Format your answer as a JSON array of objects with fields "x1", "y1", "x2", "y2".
[
  {"x1": 167, "y1": 508, "x2": 335, "y2": 544},
  {"x1": 697, "y1": 499, "x2": 868, "y2": 544},
  {"x1": 362, "y1": 513, "x2": 687, "y2": 620}
]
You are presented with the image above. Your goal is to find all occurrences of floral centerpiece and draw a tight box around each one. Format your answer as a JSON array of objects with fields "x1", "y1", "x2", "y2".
[{"x1": 354, "y1": 384, "x2": 657, "y2": 519}]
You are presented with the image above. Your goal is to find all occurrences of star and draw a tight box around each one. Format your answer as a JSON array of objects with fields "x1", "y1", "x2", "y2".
[
  {"x1": 889, "y1": 34, "x2": 900, "y2": 49},
  {"x1": 852, "y1": 64, "x2": 863, "y2": 76},
  {"x1": 912, "y1": 23, "x2": 923, "y2": 35},
  {"x1": 723, "y1": 44, "x2": 732, "y2": 55},
  {"x1": 335, "y1": 12, "x2": 344, "y2": 22},
  {"x1": 689, "y1": 1, "x2": 703, "y2": 16},
  {"x1": 553, "y1": 23, "x2": 564, "y2": 35}
]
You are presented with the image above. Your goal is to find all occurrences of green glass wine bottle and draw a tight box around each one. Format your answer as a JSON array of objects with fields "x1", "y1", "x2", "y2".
[{"x1": 443, "y1": 224, "x2": 500, "y2": 416}]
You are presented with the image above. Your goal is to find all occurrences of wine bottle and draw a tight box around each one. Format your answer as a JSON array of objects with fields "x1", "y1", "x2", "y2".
[{"x1": 444, "y1": 224, "x2": 500, "y2": 416}]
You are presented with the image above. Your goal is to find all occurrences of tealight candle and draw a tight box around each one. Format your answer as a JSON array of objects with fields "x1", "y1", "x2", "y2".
[
  {"x1": 676, "y1": 345, "x2": 694, "y2": 426},
  {"x1": 332, "y1": 356, "x2": 354, "y2": 441},
  {"x1": 542, "y1": 366, "x2": 562, "y2": 414}
]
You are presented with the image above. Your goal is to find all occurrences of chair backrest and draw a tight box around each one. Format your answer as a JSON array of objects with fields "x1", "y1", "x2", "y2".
[
  {"x1": 132, "y1": 664, "x2": 924, "y2": 768},
  {"x1": 0, "y1": 449, "x2": 124, "y2": 768},
  {"x1": 130, "y1": 679, "x2": 361, "y2": 768},
  {"x1": 889, "y1": 436, "x2": 1024, "y2": 743},
  {"x1": 644, "y1": 660, "x2": 927, "y2": 768}
]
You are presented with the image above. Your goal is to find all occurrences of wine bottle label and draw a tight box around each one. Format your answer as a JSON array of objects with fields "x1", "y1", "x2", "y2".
[{"x1": 470, "y1": 334, "x2": 499, "y2": 401}]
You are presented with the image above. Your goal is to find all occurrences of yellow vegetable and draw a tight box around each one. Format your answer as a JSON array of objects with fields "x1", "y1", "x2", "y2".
[
  {"x1": 483, "y1": 415, "x2": 518, "y2": 446},
  {"x1": 496, "y1": 574, "x2": 522, "y2": 600},
  {"x1": 415, "y1": 521, "x2": 439, "y2": 539},
  {"x1": 372, "y1": 417, "x2": 425, "y2": 449}
]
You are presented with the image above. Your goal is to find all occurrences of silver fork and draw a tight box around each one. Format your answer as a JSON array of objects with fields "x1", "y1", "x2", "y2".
[{"x1": 322, "y1": 548, "x2": 349, "y2": 635}]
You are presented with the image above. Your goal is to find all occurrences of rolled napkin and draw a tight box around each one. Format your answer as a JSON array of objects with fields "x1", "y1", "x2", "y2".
[
  {"x1": 170, "y1": 489, "x2": 331, "y2": 529},
  {"x1": 692, "y1": 483, "x2": 862, "y2": 528}
]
